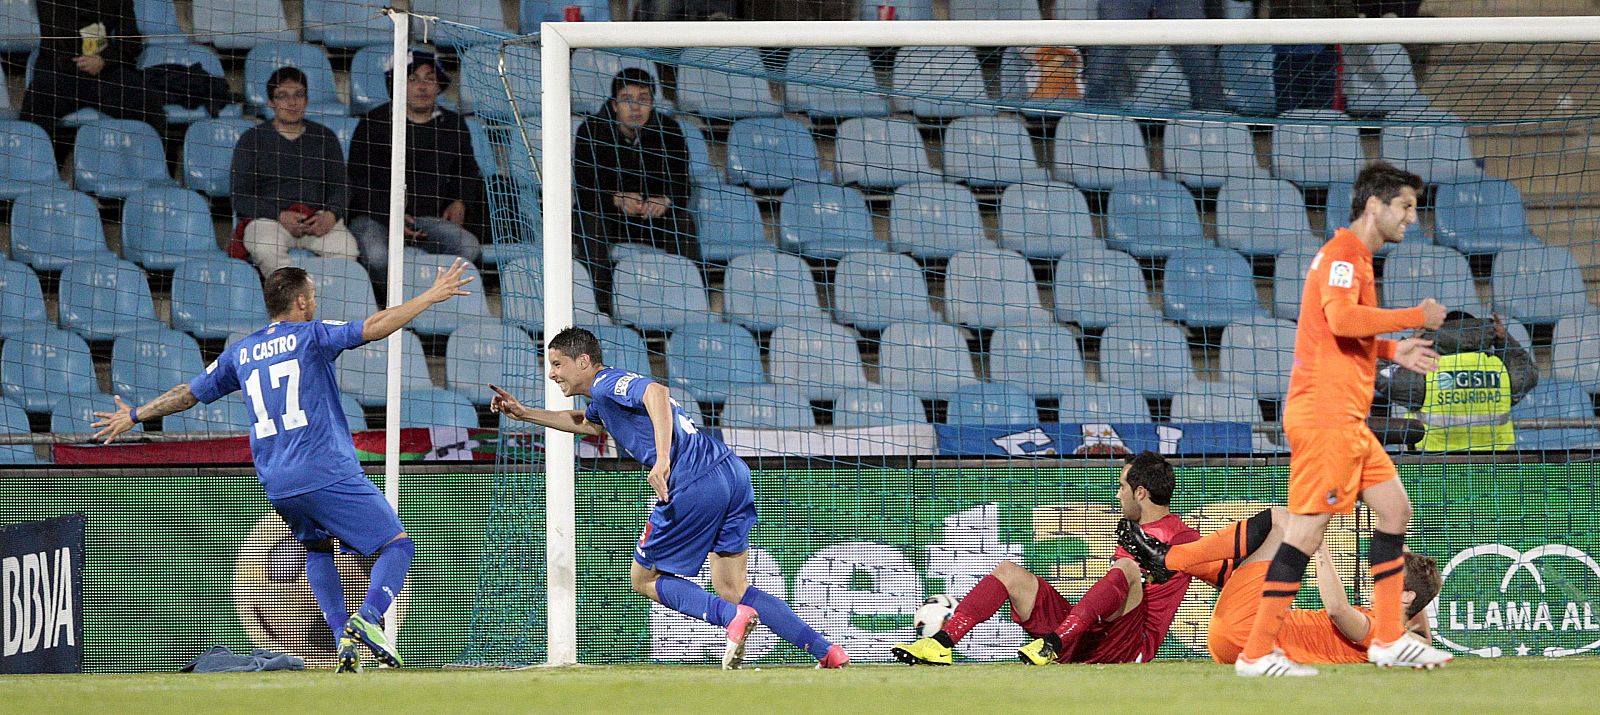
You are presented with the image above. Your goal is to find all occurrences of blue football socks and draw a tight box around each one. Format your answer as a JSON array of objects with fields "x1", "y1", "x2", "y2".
[
  {"x1": 357, "y1": 537, "x2": 414, "y2": 624},
  {"x1": 740, "y1": 586, "x2": 832, "y2": 658},
  {"x1": 304, "y1": 548, "x2": 348, "y2": 641},
  {"x1": 655, "y1": 575, "x2": 737, "y2": 627}
]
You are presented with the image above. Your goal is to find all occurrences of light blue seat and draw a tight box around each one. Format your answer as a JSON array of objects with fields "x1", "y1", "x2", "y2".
[
  {"x1": 134, "y1": 0, "x2": 185, "y2": 44},
  {"x1": 293, "y1": 256, "x2": 377, "y2": 323},
  {"x1": 349, "y1": 46, "x2": 397, "y2": 115},
  {"x1": 1215, "y1": 177, "x2": 1314, "y2": 257},
  {"x1": 1221, "y1": 317, "x2": 1297, "y2": 400},
  {"x1": 857, "y1": 0, "x2": 932, "y2": 20},
  {"x1": 303, "y1": 0, "x2": 390, "y2": 48},
  {"x1": 692, "y1": 187, "x2": 769, "y2": 262},
  {"x1": 336, "y1": 329, "x2": 432, "y2": 407},
  {"x1": 122, "y1": 188, "x2": 223, "y2": 270},
  {"x1": 399, "y1": 388, "x2": 481, "y2": 429},
  {"x1": 944, "y1": 248, "x2": 1052, "y2": 328},
  {"x1": 182, "y1": 118, "x2": 257, "y2": 198},
  {"x1": 1550, "y1": 314, "x2": 1600, "y2": 392},
  {"x1": 586, "y1": 324, "x2": 651, "y2": 376},
  {"x1": 989, "y1": 325, "x2": 1088, "y2": 398},
  {"x1": 722, "y1": 251, "x2": 828, "y2": 332},
  {"x1": 832, "y1": 251, "x2": 939, "y2": 332},
  {"x1": 1104, "y1": 179, "x2": 1210, "y2": 258},
  {"x1": 1379, "y1": 118, "x2": 1484, "y2": 184},
  {"x1": 163, "y1": 396, "x2": 248, "y2": 433},
  {"x1": 0, "y1": 120, "x2": 66, "y2": 199},
  {"x1": 1162, "y1": 246, "x2": 1268, "y2": 328},
  {"x1": 171, "y1": 257, "x2": 266, "y2": 340},
  {"x1": 777, "y1": 183, "x2": 881, "y2": 259},
  {"x1": 57, "y1": 259, "x2": 161, "y2": 341},
  {"x1": 891, "y1": 47, "x2": 991, "y2": 120},
  {"x1": 243, "y1": 43, "x2": 347, "y2": 118},
  {"x1": 10, "y1": 188, "x2": 113, "y2": 270},
  {"x1": 1162, "y1": 120, "x2": 1267, "y2": 190},
  {"x1": 73, "y1": 120, "x2": 175, "y2": 198},
  {"x1": 0, "y1": 327, "x2": 99, "y2": 412},
  {"x1": 463, "y1": 117, "x2": 504, "y2": 183},
  {"x1": 1379, "y1": 243, "x2": 1488, "y2": 317},
  {"x1": 1271, "y1": 110, "x2": 1365, "y2": 187},
  {"x1": 720, "y1": 384, "x2": 816, "y2": 429},
  {"x1": 498, "y1": 257, "x2": 609, "y2": 331},
  {"x1": 673, "y1": 117, "x2": 722, "y2": 187},
  {"x1": 1053, "y1": 247, "x2": 1160, "y2": 328},
  {"x1": 338, "y1": 393, "x2": 368, "y2": 431},
  {"x1": 833, "y1": 388, "x2": 927, "y2": 427},
  {"x1": 674, "y1": 48, "x2": 783, "y2": 120},
  {"x1": 0, "y1": 0, "x2": 40, "y2": 54},
  {"x1": 877, "y1": 322, "x2": 980, "y2": 400},
  {"x1": 1218, "y1": 44, "x2": 1276, "y2": 117},
  {"x1": 458, "y1": 44, "x2": 538, "y2": 121},
  {"x1": 941, "y1": 116, "x2": 1051, "y2": 189},
  {"x1": 833, "y1": 117, "x2": 938, "y2": 190},
  {"x1": 446, "y1": 321, "x2": 539, "y2": 406},
  {"x1": 137, "y1": 44, "x2": 243, "y2": 125},
  {"x1": 611, "y1": 253, "x2": 710, "y2": 332},
  {"x1": 0, "y1": 397, "x2": 39, "y2": 464},
  {"x1": 1099, "y1": 320, "x2": 1197, "y2": 398},
  {"x1": 1342, "y1": 44, "x2": 1432, "y2": 116},
  {"x1": 724, "y1": 117, "x2": 828, "y2": 191},
  {"x1": 316, "y1": 115, "x2": 359, "y2": 160},
  {"x1": 782, "y1": 48, "x2": 890, "y2": 120},
  {"x1": 111, "y1": 327, "x2": 203, "y2": 404},
  {"x1": 401, "y1": 255, "x2": 490, "y2": 336},
  {"x1": 571, "y1": 49, "x2": 657, "y2": 115},
  {"x1": 1511, "y1": 379, "x2": 1600, "y2": 450},
  {"x1": 0, "y1": 258, "x2": 47, "y2": 337},
  {"x1": 51, "y1": 393, "x2": 127, "y2": 435},
  {"x1": 767, "y1": 322, "x2": 873, "y2": 401},
  {"x1": 666, "y1": 322, "x2": 766, "y2": 405},
  {"x1": 1433, "y1": 179, "x2": 1542, "y2": 255},
  {"x1": 946, "y1": 382, "x2": 1037, "y2": 426},
  {"x1": 1493, "y1": 246, "x2": 1590, "y2": 325},
  {"x1": 1054, "y1": 114, "x2": 1154, "y2": 191},
  {"x1": 888, "y1": 182, "x2": 994, "y2": 259},
  {"x1": 1060, "y1": 383, "x2": 1150, "y2": 424},
  {"x1": 997, "y1": 182, "x2": 1099, "y2": 258},
  {"x1": 409, "y1": 0, "x2": 512, "y2": 33},
  {"x1": 1169, "y1": 383, "x2": 1262, "y2": 424},
  {"x1": 191, "y1": 0, "x2": 294, "y2": 49},
  {"x1": 1271, "y1": 245, "x2": 1317, "y2": 320}
]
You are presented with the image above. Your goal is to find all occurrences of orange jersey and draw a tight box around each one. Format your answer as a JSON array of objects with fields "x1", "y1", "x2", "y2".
[
  {"x1": 1285, "y1": 229, "x2": 1426, "y2": 427},
  {"x1": 1209, "y1": 561, "x2": 1374, "y2": 665}
]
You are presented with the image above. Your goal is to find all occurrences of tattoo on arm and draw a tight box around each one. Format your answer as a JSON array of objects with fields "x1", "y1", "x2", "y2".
[{"x1": 138, "y1": 384, "x2": 199, "y2": 421}]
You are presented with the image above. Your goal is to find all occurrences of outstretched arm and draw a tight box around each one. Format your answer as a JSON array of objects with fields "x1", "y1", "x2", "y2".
[
  {"x1": 1314, "y1": 547, "x2": 1372, "y2": 643},
  {"x1": 487, "y1": 384, "x2": 603, "y2": 436},
  {"x1": 91, "y1": 385, "x2": 200, "y2": 444},
  {"x1": 361, "y1": 258, "x2": 475, "y2": 341}
]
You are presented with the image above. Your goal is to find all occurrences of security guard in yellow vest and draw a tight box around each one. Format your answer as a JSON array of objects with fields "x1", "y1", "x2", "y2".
[{"x1": 1377, "y1": 311, "x2": 1538, "y2": 451}]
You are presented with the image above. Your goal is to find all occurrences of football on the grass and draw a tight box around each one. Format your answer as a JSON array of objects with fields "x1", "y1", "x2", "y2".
[{"x1": 914, "y1": 594, "x2": 957, "y2": 638}]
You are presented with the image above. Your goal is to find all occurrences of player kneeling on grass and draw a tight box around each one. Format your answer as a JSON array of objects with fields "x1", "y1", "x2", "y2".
[
  {"x1": 1119, "y1": 507, "x2": 1445, "y2": 676},
  {"x1": 892, "y1": 452, "x2": 1215, "y2": 666},
  {"x1": 488, "y1": 327, "x2": 848, "y2": 669}
]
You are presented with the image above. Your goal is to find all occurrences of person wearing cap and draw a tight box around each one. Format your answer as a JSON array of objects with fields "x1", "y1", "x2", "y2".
[
  {"x1": 348, "y1": 50, "x2": 484, "y2": 290},
  {"x1": 1378, "y1": 310, "x2": 1539, "y2": 452}
]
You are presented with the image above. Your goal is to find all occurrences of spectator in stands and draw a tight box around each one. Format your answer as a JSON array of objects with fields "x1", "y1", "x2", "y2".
[
  {"x1": 1378, "y1": 311, "x2": 1538, "y2": 452},
  {"x1": 231, "y1": 67, "x2": 360, "y2": 277},
  {"x1": 1083, "y1": 0, "x2": 1233, "y2": 112},
  {"x1": 21, "y1": 0, "x2": 165, "y2": 163},
  {"x1": 1264, "y1": 1, "x2": 1353, "y2": 114},
  {"x1": 348, "y1": 50, "x2": 484, "y2": 289}
]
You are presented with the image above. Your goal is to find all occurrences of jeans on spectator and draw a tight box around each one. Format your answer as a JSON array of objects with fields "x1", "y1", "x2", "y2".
[
  {"x1": 244, "y1": 217, "x2": 360, "y2": 277},
  {"x1": 351, "y1": 214, "x2": 483, "y2": 284},
  {"x1": 1085, "y1": 0, "x2": 1231, "y2": 110}
]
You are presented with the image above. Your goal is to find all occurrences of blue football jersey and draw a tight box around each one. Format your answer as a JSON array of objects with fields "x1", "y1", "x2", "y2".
[
  {"x1": 189, "y1": 320, "x2": 368, "y2": 499},
  {"x1": 584, "y1": 368, "x2": 732, "y2": 486}
]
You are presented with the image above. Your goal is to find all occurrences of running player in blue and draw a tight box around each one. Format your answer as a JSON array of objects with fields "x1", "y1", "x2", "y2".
[
  {"x1": 488, "y1": 326, "x2": 849, "y2": 669},
  {"x1": 92, "y1": 260, "x2": 474, "y2": 673}
]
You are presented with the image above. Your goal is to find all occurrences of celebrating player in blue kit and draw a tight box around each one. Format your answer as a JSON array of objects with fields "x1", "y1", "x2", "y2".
[
  {"x1": 488, "y1": 326, "x2": 849, "y2": 669},
  {"x1": 92, "y1": 260, "x2": 475, "y2": 672}
]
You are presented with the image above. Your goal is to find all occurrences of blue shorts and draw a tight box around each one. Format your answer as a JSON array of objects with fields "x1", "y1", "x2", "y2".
[
  {"x1": 634, "y1": 458, "x2": 758, "y2": 577},
  {"x1": 270, "y1": 475, "x2": 406, "y2": 556}
]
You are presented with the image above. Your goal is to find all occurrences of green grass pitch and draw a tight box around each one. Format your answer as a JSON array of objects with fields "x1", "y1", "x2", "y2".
[{"x1": 3, "y1": 659, "x2": 1597, "y2": 714}]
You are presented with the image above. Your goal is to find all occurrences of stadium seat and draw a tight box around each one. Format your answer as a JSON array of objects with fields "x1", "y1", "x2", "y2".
[
  {"x1": 0, "y1": 258, "x2": 48, "y2": 338},
  {"x1": 111, "y1": 327, "x2": 203, "y2": 405},
  {"x1": 833, "y1": 117, "x2": 938, "y2": 191},
  {"x1": 1053, "y1": 247, "x2": 1161, "y2": 328},
  {"x1": 287, "y1": 256, "x2": 376, "y2": 324},
  {"x1": 401, "y1": 255, "x2": 490, "y2": 336},
  {"x1": 1059, "y1": 383, "x2": 1150, "y2": 424},
  {"x1": 121, "y1": 188, "x2": 224, "y2": 270},
  {"x1": 1169, "y1": 382, "x2": 1262, "y2": 424},
  {"x1": 72, "y1": 119, "x2": 175, "y2": 198},
  {"x1": 302, "y1": 0, "x2": 390, "y2": 48},
  {"x1": 0, "y1": 120, "x2": 67, "y2": 199},
  {"x1": 1162, "y1": 120, "x2": 1267, "y2": 190},
  {"x1": 132, "y1": 0, "x2": 184, "y2": 44},
  {"x1": 0, "y1": 0, "x2": 40, "y2": 54},
  {"x1": 0, "y1": 327, "x2": 100, "y2": 412},
  {"x1": 319, "y1": 115, "x2": 359, "y2": 160},
  {"x1": 498, "y1": 257, "x2": 610, "y2": 332},
  {"x1": 674, "y1": 48, "x2": 783, "y2": 120},
  {"x1": 137, "y1": 44, "x2": 242, "y2": 125},
  {"x1": 833, "y1": 388, "x2": 928, "y2": 427},
  {"x1": 243, "y1": 43, "x2": 347, "y2": 119},
  {"x1": 1550, "y1": 314, "x2": 1600, "y2": 392},
  {"x1": 722, "y1": 251, "x2": 828, "y2": 332},
  {"x1": 782, "y1": 48, "x2": 890, "y2": 120},
  {"x1": 989, "y1": 325, "x2": 1088, "y2": 398},
  {"x1": 1270, "y1": 110, "x2": 1365, "y2": 188},
  {"x1": 571, "y1": 49, "x2": 658, "y2": 115},
  {"x1": 399, "y1": 388, "x2": 481, "y2": 429},
  {"x1": 457, "y1": 44, "x2": 538, "y2": 122},
  {"x1": 611, "y1": 253, "x2": 711, "y2": 332},
  {"x1": 1341, "y1": 44, "x2": 1432, "y2": 116},
  {"x1": 9, "y1": 188, "x2": 112, "y2": 271},
  {"x1": 945, "y1": 382, "x2": 1037, "y2": 426},
  {"x1": 1054, "y1": 113, "x2": 1154, "y2": 191},
  {"x1": 720, "y1": 384, "x2": 816, "y2": 429},
  {"x1": 409, "y1": 0, "x2": 512, "y2": 33},
  {"x1": 585, "y1": 324, "x2": 651, "y2": 377},
  {"x1": 1218, "y1": 44, "x2": 1276, "y2": 117},
  {"x1": 941, "y1": 116, "x2": 1051, "y2": 189},
  {"x1": 1511, "y1": 379, "x2": 1600, "y2": 451},
  {"x1": 1128, "y1": 50, "x2": 1194, "y2": 111},
  {"x1": 858, "y1": 0, "x2": 933, "y2": 20},
  {"x1": 191, "y1": 0, "x2": 295, "y2": 50},
  {"x1": 777, "y1": 182, "x2": 882, "y2": 259},
  {"x1": 877, "y1": 322, "x2": 981, "y2": 400},
  {"x1": 1220, "y1": 316, "x2": 1297, "y2": 400},
  {"x1": 1215, "y1": 177, "x2": 1315, "y2": 257},
  {"x1": 1379, "y1": 118, "x2": 1484, "y2": 184},
  {"x1": 338, "y1": 393, "x2": 368, "y2": 431},
  {"x1": 673, "y1": 117, "x2": 723, "y2": 187},
  {"x1": 1492, "y1": 246, "x2": 1590, "y2": 324},
  {"x1": 349, "y1": 46, "x2": 396, "y2": 115},
  {"x1": 171, "y1": 257, "x2": 267, "y2": 340},
  {"x1": 163, "y1": 396, "x2": 249, "y2": 434},
  {"x1": 0, "y1": 397, "x2": 39, "y2": 464},
  {"x1": 997, "y1": 182, "x2": 1099, "y2": 258},
  {"x1": 692, "y1": 187, "x2": 770, "y2": 263},
  {"x1": 181, "y1": 118, "x2": 256, "y2": 198},
  {"x1": 767, "y1": 322, "x2": 874, "y2": 401},
  {"x1": 724, "y1": 117, "x2": 828, "y2": 191},
  {"x1": 56, "y1": 259, "x2": 161, "y2": 342},
  {"x1": 891, "y1": 47, "x2": 991, "y2": 120},
  {"x1": 1103, "y1": 179, "x2": 1210, "y2": 258},
  {"x1": 944, "y1": 248, "x2": 1052, "y2": 328},
  {"x1": 51, "y1": 393, "x2": 128, "y2": 435},
  {"x1": 1379, "y1": 243, "x2": 1488, "y2": 317},
  {"x1": 1161, "y1": 247, "x2": 1268, "y2": 328},
  {"x1": 889, "y1": 182, "x2": 994, "y2": 259},
  {"x1": 1099, "y1": 320, "x2": 1197, "y2": 398},
  {"x1": 337, "y1": 330, "x2": 432, "y2": 407},
  {"x1": 832, "y1": 251, "x2": 940, "y2": 332},
  {"x1": 665, "y1": 322, "x2": 766, "y2": 405},
  {"x1": 1432, "y1": 179, "x2": 1542, "y2": 255}
]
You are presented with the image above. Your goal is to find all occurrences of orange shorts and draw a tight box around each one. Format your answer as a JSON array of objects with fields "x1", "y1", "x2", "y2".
[{"x1": 1285, "y1": 423, "x2": 1398, "y2": 515}]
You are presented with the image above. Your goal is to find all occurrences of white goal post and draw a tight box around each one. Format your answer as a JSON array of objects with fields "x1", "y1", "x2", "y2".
[{"x1": 535, "y1": 16, "x2": 1600, "y2": 666}]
